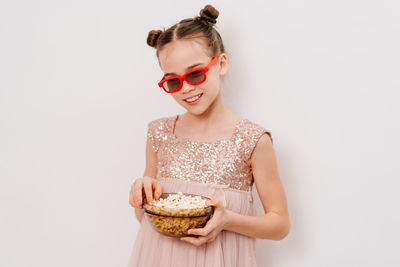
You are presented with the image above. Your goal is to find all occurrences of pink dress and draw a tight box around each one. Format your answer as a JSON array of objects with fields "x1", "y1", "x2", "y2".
[{"x1": 128, "y1": 114, "x2": 273, "y2": 267}]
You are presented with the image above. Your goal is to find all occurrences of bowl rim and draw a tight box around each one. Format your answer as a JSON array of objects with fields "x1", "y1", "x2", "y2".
[
  {"x1": 143, "y1": 192, "x2": 214, "y2": 217},
  {"x1": 143, "y1": 208, "x2": 213, "y2": 218}
]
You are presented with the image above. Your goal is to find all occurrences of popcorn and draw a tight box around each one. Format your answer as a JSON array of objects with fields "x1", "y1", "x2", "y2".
[
  {"x1": 143, "y1": 192, "x2": 213, "y2": 237},
  {"x1": 152, "y1": 192, "x2": 207, "y2": 209}
]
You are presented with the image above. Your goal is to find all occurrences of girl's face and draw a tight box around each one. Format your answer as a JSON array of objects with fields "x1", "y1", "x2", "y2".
[{"x1": 158, "y1": 39, "x2": 228, "y2": 116}]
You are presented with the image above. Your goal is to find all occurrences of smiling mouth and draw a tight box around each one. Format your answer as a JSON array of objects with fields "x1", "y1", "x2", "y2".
[{"x1": 184, "y1": 93, "x2": 203, "y2": 103}]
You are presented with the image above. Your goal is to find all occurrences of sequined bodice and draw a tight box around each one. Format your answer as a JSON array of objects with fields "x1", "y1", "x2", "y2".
[{"x1": 147, "y1": 115, "x2": 272, "y2": 192}]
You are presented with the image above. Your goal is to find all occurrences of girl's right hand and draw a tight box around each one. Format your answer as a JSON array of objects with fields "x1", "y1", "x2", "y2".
[{"x1": 129, "y1": 176, "x2": 162, "y2": 209}]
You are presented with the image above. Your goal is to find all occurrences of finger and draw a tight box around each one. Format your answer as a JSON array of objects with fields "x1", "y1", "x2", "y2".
[
  {"x1": 130, "y1": 181, "x2": 138, "y2": 208},
  {"x1": 209, "y1": 235, "x2": 217, "y2": 242},
  {"x1": 133, "y1": 179, "x2": 144, "y2": 207},
  {"x1": 180, "y1": 236, "x2": 208, "y2": 247},
  {"x1": 143, "y1": 180, "x2": 154, "y2": 204},
  {"x1": 187, "y1": 221, "x2": 214, "y2": 236},
  {"x1": 129, "y1": 190, "x2": 135, "y2": 207},
  {"x1": 153, "y1": 181, "x2": 162, "y2": 200},
  {"x1": 205, "y1": 198, "x2": 220, "y2": 207},
  {"x1": 187, "y1": 228, "x2": 207, "y2": 236}
]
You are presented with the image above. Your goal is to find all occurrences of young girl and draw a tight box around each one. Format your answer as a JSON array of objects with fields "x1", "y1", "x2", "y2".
[{"x1": 128, "y1": 4, "x2": 290, "y2": 267}]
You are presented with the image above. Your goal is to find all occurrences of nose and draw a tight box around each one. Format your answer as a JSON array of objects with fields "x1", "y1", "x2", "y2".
[{"x1": 180, "y1": 79, "x2": 195, "y2": 94}]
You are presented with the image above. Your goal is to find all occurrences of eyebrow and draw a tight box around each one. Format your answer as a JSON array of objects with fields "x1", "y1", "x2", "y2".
[{"x1": 164, "y1": 63, "x2": 203, "y2": 77}]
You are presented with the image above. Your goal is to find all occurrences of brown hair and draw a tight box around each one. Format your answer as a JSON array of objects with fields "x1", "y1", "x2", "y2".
[{"x1": 146, "y1": 4, "x2": 225, "y2": 59}]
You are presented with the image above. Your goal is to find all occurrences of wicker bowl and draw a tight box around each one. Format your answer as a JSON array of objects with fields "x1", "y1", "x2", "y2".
[{"x1": 143, "y1": 193, "x2": 214, "y2": 237}]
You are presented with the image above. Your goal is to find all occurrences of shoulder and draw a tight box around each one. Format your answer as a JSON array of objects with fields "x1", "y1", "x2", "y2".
[
  {"x1": 251, "y1": 131, "x2": 274, "y2": 161},
  {"x1": 235, "y1": 118, "x2": 273, "y2": 162},
  {"x1": 146, "y1": 115, "x2": 176, "y2": 153},
  {"x1": 147, "y1": 115, "x2": 176, "y2": 133},
  {"x1": 238, "y1": 119, "x2": 273, "y2": 144},
  {"x1": 249, "y1": 127, "x2": 276, "y2": 170}
]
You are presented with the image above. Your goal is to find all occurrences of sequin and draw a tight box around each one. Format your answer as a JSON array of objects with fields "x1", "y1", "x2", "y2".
[{"x1": 147, "y1": 115, "x2": 273, "y2": 192}]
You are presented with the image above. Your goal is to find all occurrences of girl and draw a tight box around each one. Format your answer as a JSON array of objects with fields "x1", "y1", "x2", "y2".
[{"x1": 128, "y1": 4, "x2": 290, "y2": 267}]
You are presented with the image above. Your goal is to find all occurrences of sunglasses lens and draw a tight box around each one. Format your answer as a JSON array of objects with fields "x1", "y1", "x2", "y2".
[
  {"x1": 164, "y1": 78, "x2": 181, "y2": 92},
  {"x1": 186, "y1": 70, "x2": 205, "y2": 84},
  {"x1": 161, "y1": 70, "x2": 206, "y2": 92}
]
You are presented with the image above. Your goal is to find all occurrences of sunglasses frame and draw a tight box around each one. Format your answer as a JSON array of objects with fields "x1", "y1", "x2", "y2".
[{"x1": 158, "y1": 53, "x2": 221, "y2": 93}]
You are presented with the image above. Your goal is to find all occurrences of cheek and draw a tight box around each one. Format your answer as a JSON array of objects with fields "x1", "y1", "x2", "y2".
[
  {"x1": 171, "y1": 94, "x2": 178, "y2": 100},
  {"x1": 206, "y1": 71, "x2": 221, "y2": 89},
  {"x1": 204, "y1": 78, "x2": 220, "y2": 97},
  {"x1": 171, "y1": 93, "x2": 182, "y2": 103}
]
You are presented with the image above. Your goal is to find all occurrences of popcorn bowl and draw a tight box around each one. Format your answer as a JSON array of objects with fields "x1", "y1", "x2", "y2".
[{"x1": 143, "y1": 192, "x2": 214, "y2": 237}]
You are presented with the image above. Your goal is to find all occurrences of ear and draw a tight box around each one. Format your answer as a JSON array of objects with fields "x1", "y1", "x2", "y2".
[{"x1": 218, "y1": 53, "x2": 228, "y2": 76}]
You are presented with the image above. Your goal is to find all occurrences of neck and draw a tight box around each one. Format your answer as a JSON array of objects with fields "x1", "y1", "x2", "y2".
[{"x1": 182, "y1": 92, "x2": 235, "y2": 128}]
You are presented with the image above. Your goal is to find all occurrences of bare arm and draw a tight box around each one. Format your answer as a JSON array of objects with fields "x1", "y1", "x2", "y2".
[
  {"x1": 133, "y1": 134, "x2": 158, "y2": 223},
  {"x1": 224, "y1": 133, "x2": 290, "y2": 240},
  {"x1": 181, "y1": 133, "x2": 290, "y2": 246}
]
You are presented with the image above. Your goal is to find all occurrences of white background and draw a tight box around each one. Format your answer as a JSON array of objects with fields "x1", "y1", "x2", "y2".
[{"x1": 1, "y1": 0, "x2": 399, "y2": 266}]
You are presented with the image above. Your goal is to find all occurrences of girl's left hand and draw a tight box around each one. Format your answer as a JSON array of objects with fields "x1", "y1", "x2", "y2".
[{"x1": 180, "y1": 198, "x2": 230, "y2": 246}]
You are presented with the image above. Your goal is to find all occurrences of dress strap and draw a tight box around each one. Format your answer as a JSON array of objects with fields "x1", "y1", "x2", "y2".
[
  {"x1": 146, "y1": 116, "x2": 175, "y2": 153},
  {"x1": 234, "y1": 120, "x2": 273, "y2": 162}
]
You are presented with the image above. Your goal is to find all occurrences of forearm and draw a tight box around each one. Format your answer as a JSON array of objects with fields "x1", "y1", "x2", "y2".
[
  {"x1": 134, "y1": 208, "x2": 144, "y2": 223},
  {"x1": 224, "y1": 209, "x2": 290, "y2": 240}
]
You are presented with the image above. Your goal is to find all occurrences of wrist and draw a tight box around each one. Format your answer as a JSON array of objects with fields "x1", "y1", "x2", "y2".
[{"x1": 223, "y1": 209, "x2": 236, "y2": 231}]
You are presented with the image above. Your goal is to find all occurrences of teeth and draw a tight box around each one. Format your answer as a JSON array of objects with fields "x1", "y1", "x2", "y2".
[{"x1": 186, "y1": 94, "x2": 202, "y2": 102}]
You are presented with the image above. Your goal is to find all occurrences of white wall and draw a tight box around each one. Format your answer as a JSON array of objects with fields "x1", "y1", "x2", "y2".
[{"x1": 1, "y1": 0, "x2": 399, "y2": 266}]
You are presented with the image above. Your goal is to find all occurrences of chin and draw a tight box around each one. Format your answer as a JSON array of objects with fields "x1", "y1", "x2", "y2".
[
  {"x1": 177, "y1": 93, "x2": 216, "y2": 115},
  {"x1": 184, "y1": 104, "x2": 209, "y2": 116},
  {"x1": 186, "y1": 107, "x2": 206, "y2": 116}
]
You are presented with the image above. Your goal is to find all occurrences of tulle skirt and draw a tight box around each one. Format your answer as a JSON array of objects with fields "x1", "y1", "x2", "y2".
[{"x1": 128, "y1": 178, "x2": 257, "y2": 267}]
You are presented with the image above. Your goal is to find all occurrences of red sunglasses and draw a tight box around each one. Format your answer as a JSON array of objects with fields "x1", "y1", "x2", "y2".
[{"x1": 158, "y1": 54, "x2": 221, "y2": 93}]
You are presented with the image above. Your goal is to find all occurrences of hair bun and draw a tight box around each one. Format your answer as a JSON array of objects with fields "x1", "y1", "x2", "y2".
[
  {"x1": 199, "y1": 4, "x2": 219, "y2": 25},
  {"x1": 147, "y1": 30, "x2": 163, "y2": 48}
]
